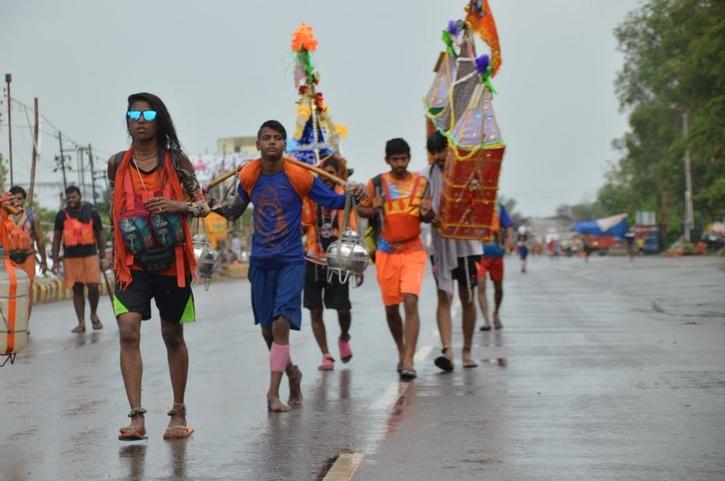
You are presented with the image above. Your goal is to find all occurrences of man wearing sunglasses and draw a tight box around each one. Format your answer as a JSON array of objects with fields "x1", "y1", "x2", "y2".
[{"x1": 108, "y1": 92, "x2": 208, "y2": 441}]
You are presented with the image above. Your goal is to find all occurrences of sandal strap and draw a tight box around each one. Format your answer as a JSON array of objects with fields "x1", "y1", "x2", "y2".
[{"x1": 128, "y1": 407, "x2": 147, "y2": 418}]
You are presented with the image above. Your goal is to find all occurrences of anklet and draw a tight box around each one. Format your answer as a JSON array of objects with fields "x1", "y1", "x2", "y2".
[{"x1": 128, "y1": 407, "x2": 147, "y2": 418}]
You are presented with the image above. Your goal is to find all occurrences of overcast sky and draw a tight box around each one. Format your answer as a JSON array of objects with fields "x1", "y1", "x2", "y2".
[{"x1": 1, "y1": 0, "x2": 641, "y2": 217}]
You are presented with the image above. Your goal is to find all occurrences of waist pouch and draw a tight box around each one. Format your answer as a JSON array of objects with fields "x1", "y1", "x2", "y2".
[
  {"x1": 150, "y1": 213, "x2": 184, "y2": 248},
  {"x1": 119, "y1": 209, "x2": 156, "y2": 255},
  {"x1": 9, "y1": 251, "x2": 30, "y2": 264},
  {"x1": 119, "y1": 210, "x2": 184, "y2": 255},
  {"x1": 136, "y1": 247, "x2": 174, "y2": 272}
]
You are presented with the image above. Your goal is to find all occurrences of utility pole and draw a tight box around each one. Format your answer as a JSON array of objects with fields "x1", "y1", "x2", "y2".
[
  {"x1": 682, "y1": 110, "x2": 695, "y2": 242},
  {"x1": 5, "y1": 73, "x2": 12, "y2": 186},
  {"x1": 77, "y1": 147, "x2": 85, "y2": 196},
  {"x1": 28, "y1": 97, "x2": 40, "y2": 204},
  {"x1": 57, "y1": 132, "x2": 68, "y2": 190},
  {"x1": 87, "y1": 144, "x2": 97, "y2": 205}
]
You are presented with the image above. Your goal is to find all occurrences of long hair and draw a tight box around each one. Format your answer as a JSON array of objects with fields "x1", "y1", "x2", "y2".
[{"x1": 127, "y1": 92, "x2": 181, "y2": 151}]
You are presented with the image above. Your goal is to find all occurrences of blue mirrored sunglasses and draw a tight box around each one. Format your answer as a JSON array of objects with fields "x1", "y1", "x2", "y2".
[{"x1": 127, "y1": 110, "x2": 158, "y2": 122}]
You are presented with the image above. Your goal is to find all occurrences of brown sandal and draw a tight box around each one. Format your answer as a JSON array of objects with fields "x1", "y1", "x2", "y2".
[
  {"x1": 71, "y1": 324, "x2": 86, "y2": 334},
  {"x1": 163, "y1": 403, "x2": 193, "y2": 440},
  {"x1": 119, "y1": 407, "x2": 148, "y2": 441}
]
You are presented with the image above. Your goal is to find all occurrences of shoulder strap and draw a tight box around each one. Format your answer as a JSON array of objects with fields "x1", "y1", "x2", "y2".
[
  {"x1": 16, "y1": 209, "x2": 31, "y2": 228},
  {"x1": 372, "y1": 174, "x2": 383, "y2": 198}
]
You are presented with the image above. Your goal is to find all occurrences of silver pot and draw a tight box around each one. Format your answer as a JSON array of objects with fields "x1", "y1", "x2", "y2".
[
  {"x1": 192, "y1": 234, "x2": 219, "y2": 286},
  {"x1": 325, "y1": 192, "x2": 369, "y2": 284},
  {"x1": 326, "y1": 228, "x2": 369, "y2": 284}
]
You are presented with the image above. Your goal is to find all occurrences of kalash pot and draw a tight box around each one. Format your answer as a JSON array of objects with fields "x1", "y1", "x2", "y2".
[{"x1": 325, "y1": 193, "x2": 369, "y2": 284}]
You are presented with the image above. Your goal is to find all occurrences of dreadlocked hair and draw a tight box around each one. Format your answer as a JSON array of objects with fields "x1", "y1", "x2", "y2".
[{"x1": 127, "y1": 92, "x2": 182, "y2": 151}]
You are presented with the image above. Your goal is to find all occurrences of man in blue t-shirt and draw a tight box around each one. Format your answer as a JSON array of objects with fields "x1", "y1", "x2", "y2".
[
  {"x1": 477, "y1": 202, "x2": 513, "y2": 331},
  {"x1": 213, "y1": 120, "x2": 365, "y2": 413}
]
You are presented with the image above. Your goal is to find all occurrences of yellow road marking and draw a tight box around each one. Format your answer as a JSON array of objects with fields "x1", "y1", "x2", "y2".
[{"x1": 323, "y1": 453, "x2": 364, "y2": 481}]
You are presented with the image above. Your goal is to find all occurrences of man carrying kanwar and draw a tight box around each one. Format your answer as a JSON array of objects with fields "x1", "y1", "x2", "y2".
[
  {"x1": 214, "y1": 120, "x2": 366, "y2": 412},
  {"x1": 301, "y1": 155, "x2": 357, "y2": 371},
  {"x1": 426, "y1": 132, "x2": 482, "y2": 371}
]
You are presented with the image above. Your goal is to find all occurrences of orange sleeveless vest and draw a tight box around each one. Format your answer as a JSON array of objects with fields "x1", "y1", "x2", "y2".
[{"x1": 112, "y1": 148, "x2": 196, "y2": 289}]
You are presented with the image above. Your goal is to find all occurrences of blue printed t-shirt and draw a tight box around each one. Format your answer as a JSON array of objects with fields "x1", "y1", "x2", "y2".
[
  {"x1": 238, "y1": 172, "x2": 346, "y2": 266},
  {"x1": 482, "y1": 203, "x2": 513, "y2": 258}
]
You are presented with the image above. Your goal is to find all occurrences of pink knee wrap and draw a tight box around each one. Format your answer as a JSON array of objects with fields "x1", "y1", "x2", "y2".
[{"x1": 270, "y1": 343, "x2": 291, "y2": 372}]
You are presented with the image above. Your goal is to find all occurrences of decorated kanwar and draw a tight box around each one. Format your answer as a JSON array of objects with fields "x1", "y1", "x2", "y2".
[
  {"x1": 289, "y1": 23, "x2": 362, "y2": 372},
  {"x1": 424, "y1": 0, "x2": 507, "y2": 372},
  {"x1": 424, "y1": 0, "x2": 505, "y2": 241}
]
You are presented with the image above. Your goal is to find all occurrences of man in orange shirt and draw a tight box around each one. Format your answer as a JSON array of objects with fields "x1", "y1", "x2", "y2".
[{"x1": 358, "y1": 138, "x2": 434, "y2": 380}]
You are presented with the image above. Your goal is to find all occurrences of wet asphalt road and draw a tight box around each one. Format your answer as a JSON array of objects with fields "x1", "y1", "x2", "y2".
[{"x1": 1, "y1": 255, "x2": 724, "y2": 481}]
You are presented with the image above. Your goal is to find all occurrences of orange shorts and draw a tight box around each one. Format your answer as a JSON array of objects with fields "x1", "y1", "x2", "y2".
[
  {"x1": 374, "y1": 248, "x2": 427, "y2": 306},
  {"x1": 63, "y1": 255, "x2": 101, "y2": 288}
]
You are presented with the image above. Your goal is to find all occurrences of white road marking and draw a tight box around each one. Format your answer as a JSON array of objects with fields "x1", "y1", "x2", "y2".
[
  {"x1": 413, "y1": 345, "x2": 433, "y2": 363},
  {"x1": 372, "y1": 381, "x2": 410, "y2": 410},
  {"x1": 371, "y1": 345, "x2": 433, "y2": 411}
]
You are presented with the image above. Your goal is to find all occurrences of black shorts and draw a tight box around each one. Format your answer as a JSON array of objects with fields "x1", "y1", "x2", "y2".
[
  {"x1": 303, "y1": 261, "x2": 351, "y2": 311},
  {"x1": 113, "y1": 270, "x2": 195, "y2": 323},
  {"x1": 430, "y1": 254, "x2": 481, "y2": 290}
]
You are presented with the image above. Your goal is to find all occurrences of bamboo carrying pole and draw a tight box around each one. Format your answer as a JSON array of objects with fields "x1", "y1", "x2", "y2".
[{"x1": 205, "y1": 154, "x2": 342, "y2": 191}]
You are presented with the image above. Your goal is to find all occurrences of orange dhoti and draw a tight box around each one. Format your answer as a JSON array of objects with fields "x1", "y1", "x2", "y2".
[{"x1": 63, "y1": 255, "x2": 101, "y2": 288}]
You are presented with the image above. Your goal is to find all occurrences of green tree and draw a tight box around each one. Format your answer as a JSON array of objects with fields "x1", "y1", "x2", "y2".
[
  {"x1": 603, "y1": 0, "x2": 725, "y2": 245},
  {"x1": 0, "y1": 152, "x2": 7, "y2": 191}
]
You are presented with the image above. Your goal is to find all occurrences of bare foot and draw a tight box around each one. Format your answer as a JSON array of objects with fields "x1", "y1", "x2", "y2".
[
  {"x1": 287, "y1": 365, "x2": 303, "y2": 406},
  {"x1": 71, "y1": 324, "x2": 86, "y2": 334},
  {"x1": 462, "y1": 348, "x2": 479, "y2": 368},
  {"x1": 91, "y1": 313, "x2": 103, "y2": 330},
  {"x1": 267, "y1": 396, "x2": 290, "y2": 413}
]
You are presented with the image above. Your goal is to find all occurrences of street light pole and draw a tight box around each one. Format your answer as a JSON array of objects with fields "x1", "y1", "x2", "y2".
[
  {"x1": 58, "y1": 132, "x2": 68, "y2": 191},
  {"x1": 5, "y1": 73, "x2": 13, "y2": 186},
  {"x1": 88, "y1": 143, "x2": 97, "y2": 206},
  {"x1": 682, "y1": 110, "x2": 694, "y2": 242}
]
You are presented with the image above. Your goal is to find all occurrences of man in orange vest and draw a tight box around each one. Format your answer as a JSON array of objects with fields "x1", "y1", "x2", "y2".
[
  {"x1": 52, "y1": 185, "x2": 106, "y2": 333},
  {"x1": 7, "y1": 185, "x2": 48, "y2": 285},
  {"x1": 358, "y1": 138, "x2": 435, "y2": 381}
]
